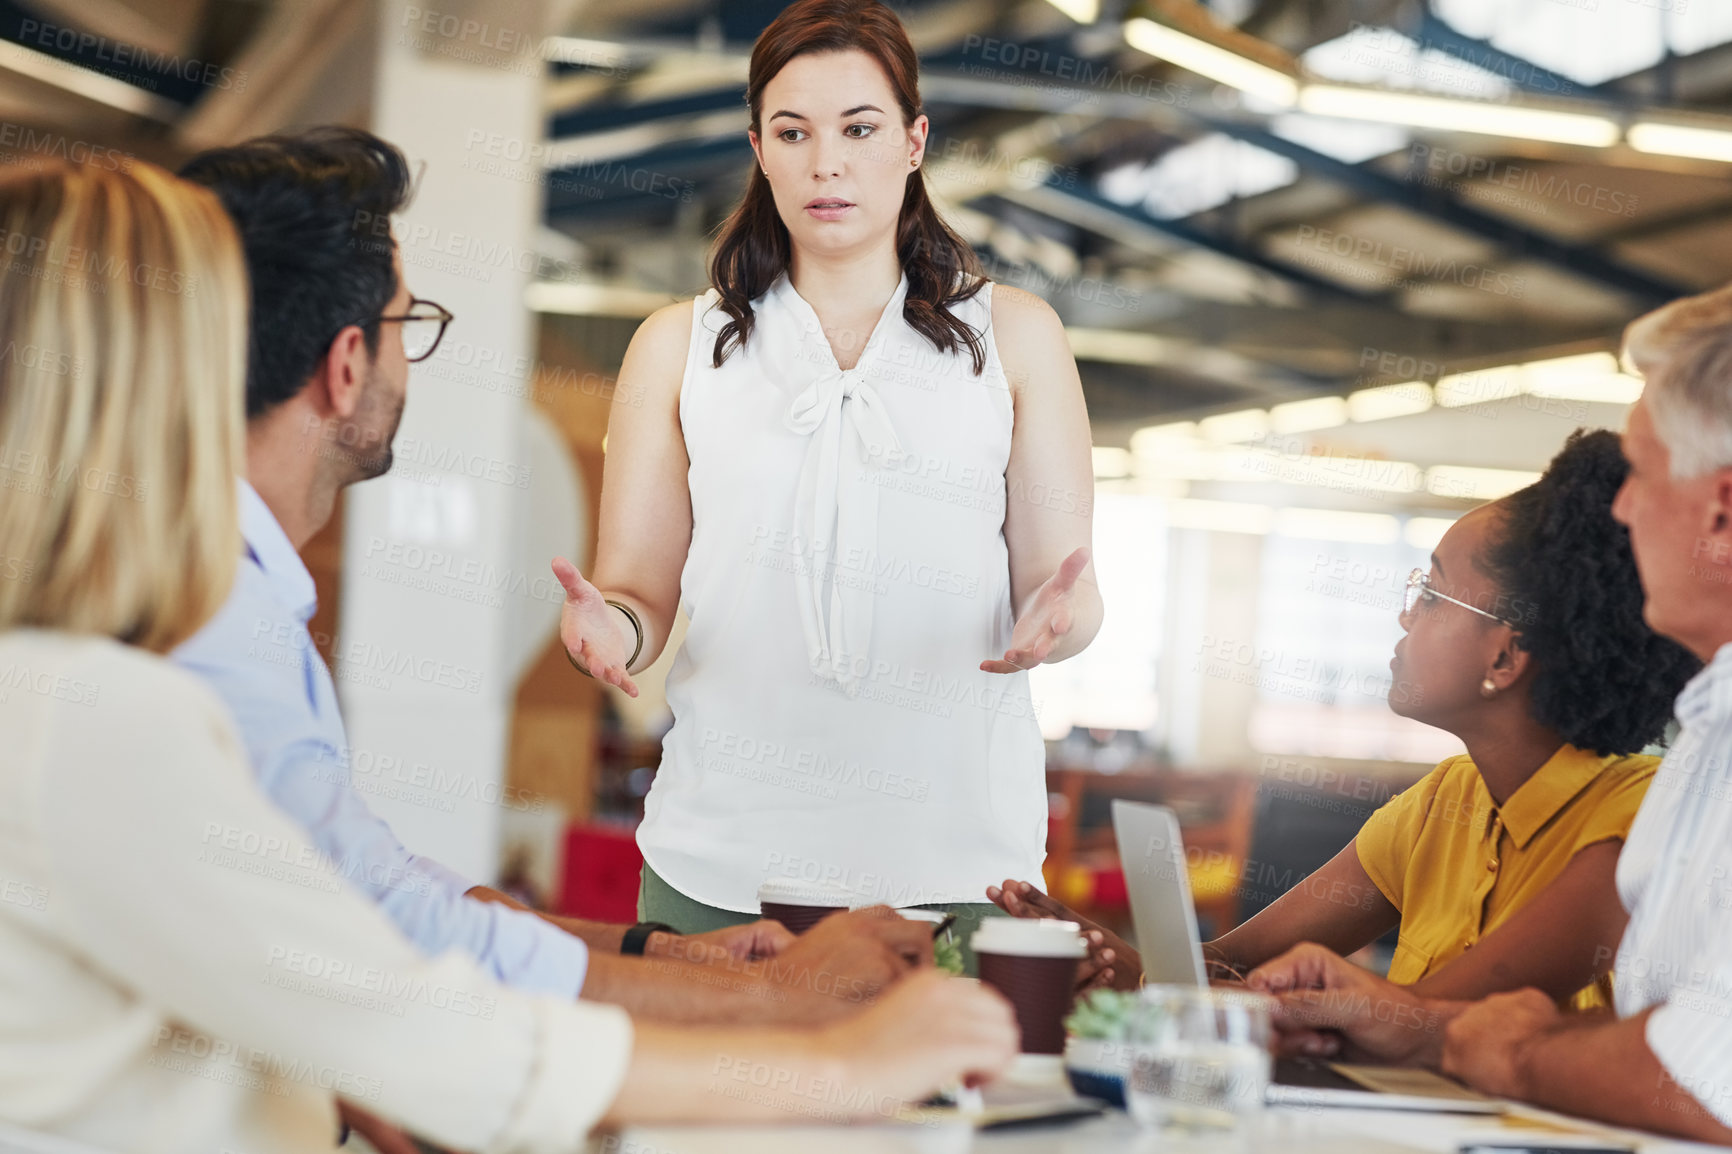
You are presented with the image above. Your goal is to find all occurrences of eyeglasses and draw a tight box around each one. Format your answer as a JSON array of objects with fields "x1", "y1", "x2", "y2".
[
  {"x1": 376, "y1": 297, "x2": 454, "y2": 362},
  {"x1": 1403, "y1": 568, "x2": 1514, "y2": 626}
]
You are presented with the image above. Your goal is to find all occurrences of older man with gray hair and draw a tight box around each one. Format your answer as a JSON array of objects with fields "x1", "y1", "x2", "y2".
[{"x1": 1244, "y1": 285, "x2": 1732, "y2": 1145}]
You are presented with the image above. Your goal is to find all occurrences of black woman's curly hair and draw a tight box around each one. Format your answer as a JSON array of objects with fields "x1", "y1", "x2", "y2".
[{"x1": 1480, "y1": 428, "x2": 1702, "y2": 756}]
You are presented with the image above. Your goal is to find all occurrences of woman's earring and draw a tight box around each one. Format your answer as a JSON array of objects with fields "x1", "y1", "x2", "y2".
[{"x1": 1480, "y1": 677, "x2": 1498, "y2": 698}]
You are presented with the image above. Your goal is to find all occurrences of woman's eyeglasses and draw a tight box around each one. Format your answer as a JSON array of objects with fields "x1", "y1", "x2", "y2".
[
  {"x1": 1403, "y1": 568, "x2": 1515, "y2": 626},
  {"x1": 376, "y1": 297, "x2": 454, "y2": 362}
]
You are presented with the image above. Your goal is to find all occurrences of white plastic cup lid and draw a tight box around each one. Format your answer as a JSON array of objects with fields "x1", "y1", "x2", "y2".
[
  {"x1": 895, "y1": 908, "x2": 949, "y2": 925},
  {"x1": 757, "y1": 878, "x2": 855, "y2": 907},
  {"x1": 970, "y1": 917, "x2": 1087, "y2": 958}
]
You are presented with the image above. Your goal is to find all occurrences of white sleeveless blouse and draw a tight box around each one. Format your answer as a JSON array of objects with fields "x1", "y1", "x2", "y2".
[{"x1": 636, "y1": 271, "x2": 1048, "y2": 911}]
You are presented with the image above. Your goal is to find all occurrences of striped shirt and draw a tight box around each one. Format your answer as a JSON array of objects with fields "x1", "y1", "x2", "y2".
[{"x1": 1614, "y1": 641, "x2": 1732, "y2": 1126}]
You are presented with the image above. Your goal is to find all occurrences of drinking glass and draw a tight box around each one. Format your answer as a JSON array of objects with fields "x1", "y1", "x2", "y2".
[{"x1": 1125, "y1": 985, "x2": 1273, "y2": 1132}]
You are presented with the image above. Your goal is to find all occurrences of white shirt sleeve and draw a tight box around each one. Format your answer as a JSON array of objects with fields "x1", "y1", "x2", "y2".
[
  {"x1": 1642, "y1": 919, "x2": 1732, "y2": 1127},
  {"x1": 32, "y1": 652, "x2": 631, "y2": 1153}
]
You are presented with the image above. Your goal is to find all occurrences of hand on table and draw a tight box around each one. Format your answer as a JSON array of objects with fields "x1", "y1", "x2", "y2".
[
  {"x1": 981, "y1": 547, "x2": 1091, "y2": 673},
  {"x1": 823, "y1": 969, "x2": 1018, "y2": 1108},
  {"x1": 658, "y1": 919, "x2": 797, "y2": 965},
  {"x1": 552, "y1": 556, "x2": 638, "y2": 697},
  {"x1": 769, "y1": 906, "x2": 934, "y2": 1006},
  {"x1": 1440, "y1": 988, "x2": 1560, "y2": 1098},
  {"x1": 986, "y1": 878, "x2": 1141, "y2": 992},
  {"x1": 1247, "y1": 942, "x2": 1448, "y2": 1065}
]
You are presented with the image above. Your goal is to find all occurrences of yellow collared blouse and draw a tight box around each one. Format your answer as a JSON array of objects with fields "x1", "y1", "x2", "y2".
[{"x1": 1355, "y1": 744, "x2": 1655, "y2": 1010}]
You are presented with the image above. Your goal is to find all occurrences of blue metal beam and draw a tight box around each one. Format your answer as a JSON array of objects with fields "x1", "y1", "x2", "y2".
[
  {"x1": 1007, "y1": 183, "x2": 1390, "y2": 303},
  {"x1": 545, "y1": 135, "x2": 749, "y2": 216},
  {"x1": 1408, "y1": 13, "x2": 1595, "y2": 102},
  {"x1": 1203, "y1": 120, "x2": 1688, "y2": 303},
  {"x1": 549, "y1": 87, "x2": 744, "y2": 140}
]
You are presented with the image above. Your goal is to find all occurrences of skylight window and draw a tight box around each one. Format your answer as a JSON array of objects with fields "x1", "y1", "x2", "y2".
[
  {"x1": 1271, "y1": 113, "x2": 1408, "y2": 164},
  {"x1": 1302, "y1": 25, "x2": 1510, "y2": 99},
  {"x1": 1430, "y1": 0, "x2": 1732, "y2": 87},
  {"x1": 1101, "y1": 134, "x2": 1297, "y2": 220}
]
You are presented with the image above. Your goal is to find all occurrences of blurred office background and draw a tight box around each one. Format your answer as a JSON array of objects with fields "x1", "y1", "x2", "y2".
[{"x1": 7, "y1": 0, "x2": 1728, "y2": 947}]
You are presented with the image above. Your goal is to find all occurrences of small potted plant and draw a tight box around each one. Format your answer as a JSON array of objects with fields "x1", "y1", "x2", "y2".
[{"x1": 1063, "y1": 988, "x2": 1140, "y2": 1107}]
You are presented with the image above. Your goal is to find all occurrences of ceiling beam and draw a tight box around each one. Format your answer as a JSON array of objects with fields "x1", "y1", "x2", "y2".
[
  {"x1": 1010, "y1": 179, "x2": 1390, "y2": 304},
  {"x1": 1203, "y1": 120, "x2": 1690, "y2": 304},
  {"x1": 1408, "y1": 13, "x2": 1589, "y2": 101}
]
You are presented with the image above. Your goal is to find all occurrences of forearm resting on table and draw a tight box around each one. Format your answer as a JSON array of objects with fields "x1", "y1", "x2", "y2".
[
  {"x1": 582, "y1": 950, "x2": 840, "y2": 1026},
  {"x1": 603, "y1": 1022, "x2": 841, "y2": 1126},
  {"x1": 466, "y1": 884, "x2": 629, "y2": 953},
  {"x1": 1504, "y1": 1010, "x2": 1732, "y2": 1143},
  {"x1": 1207, "y1": 844, "x2": 1400, "y2": 976}
]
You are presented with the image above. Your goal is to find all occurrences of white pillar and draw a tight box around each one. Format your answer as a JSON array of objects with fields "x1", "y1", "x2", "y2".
[
  {"x1": 1159, "y1": 528, "x2": 1264, "y2": 769},
  {"x1": 336, "y1": 0, "x2": 553, "y2": 882}
]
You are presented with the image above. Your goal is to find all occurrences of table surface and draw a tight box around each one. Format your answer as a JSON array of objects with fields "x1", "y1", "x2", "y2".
[{"x1": 607, "y1": 1101, "x2": 1727, "y2": 1154}]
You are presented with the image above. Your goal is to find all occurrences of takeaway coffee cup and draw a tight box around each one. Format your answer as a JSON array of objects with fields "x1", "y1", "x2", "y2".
[
  {"x1": 757, "y1": 879, "x2": 853, "y2": 934},
  {"x1": 971, "y1": 918, "x2": 1087, "y2": 1055}
]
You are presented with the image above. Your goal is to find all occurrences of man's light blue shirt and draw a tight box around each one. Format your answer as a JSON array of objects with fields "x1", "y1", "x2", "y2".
[{"x1": 174, "y1": 480, "x2": 589, "y2": 998}]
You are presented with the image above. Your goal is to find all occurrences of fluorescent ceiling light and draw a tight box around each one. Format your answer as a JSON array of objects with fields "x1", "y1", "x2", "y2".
[
  {"x1": 1349, "y1": 382, "x2": 1433, "y2": 422},
  {"x1": 1270, "y1": 396, "x2": 1349, "y2": 434},
  {"x1": 1068, "y1": 329, "x2": 1185, "y2": 365},
  {"x1": 1135, "y1": 444, "x2": 1422, "y2": 494},
  {"x1": 1256, "y1": 450, "x2": 1422, "y2": 494},
  {"x1": 0, "y1": 38, "x2": 177, "y2": 120},
  {"x1": 1298, "y1": 84, "x2": 1620, "y2": 147},
  {"x1": 1436, "y1": 367, "x2": 1525, "y2": 408},
  {"x1": 1628, "y1": 121, "x2": 1732, "y2": 163},
  {"x1": 542, "y1": 36, "x2": 635, "y2": 67},
  {"x1": 1123, "y1": 17, "x2": 1299, "y2": 108},
  {"x1": 524, "y1": 282, "x2": 677, "y2": 317},
  {"x1": 1273, "y1": 508, "x2": 1401, "y2": 544},
  {"x1": 1522, "y1": 352, "x2": 1643, "y2": 405},
  {"x1": 1092, "y1": 446, "x2": 1133, "y2": 479},
  {"x1": 1404, "y1": 516, "x2": 1458, "y2": 550},
  {"x1": 1043, "y1": 0, "x2": 1100, "y2": 23},
  {"x1": 1130, "y1": 421, "x2": 1200, "y2": 455},
  {"x1": 1426, "y1": 465, "x2": 1540, "y2": 501},
  {"x1": 1164, "y1": 498, "x2": 1273, "y2": 535},
  {"x1": 1199, "y1": 408, "x2": 1271, "y2": 443}
]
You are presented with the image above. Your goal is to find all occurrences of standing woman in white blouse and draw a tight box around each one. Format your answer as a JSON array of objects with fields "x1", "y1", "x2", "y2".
[{"x1": 554, "y1": 0, "x2": 1103, "y2": 948}]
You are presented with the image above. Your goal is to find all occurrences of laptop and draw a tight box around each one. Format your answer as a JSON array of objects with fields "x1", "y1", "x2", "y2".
[{"x1": 1110, "y1": 799, "x2": 1502, "y2": 1114}]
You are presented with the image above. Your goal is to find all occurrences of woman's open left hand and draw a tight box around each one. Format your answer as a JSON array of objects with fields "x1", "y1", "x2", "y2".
[
  {"x1": 553, "y1": 556, "x2": 640, "y2": 697},
  {"x1": 981, "y1": 546, "x2": 1090, "y2": 674}
]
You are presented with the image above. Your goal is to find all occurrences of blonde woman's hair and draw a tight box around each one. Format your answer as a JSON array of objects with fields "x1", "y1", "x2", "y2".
[
  {"x1": 0, "y1": 161, "x2": 246, "y2": 652},
  {"x1": 1621, "y1": 282, "x2": 1732, "y2": 479}
]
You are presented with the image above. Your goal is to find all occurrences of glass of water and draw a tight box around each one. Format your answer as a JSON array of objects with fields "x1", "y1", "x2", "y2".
[{"x1": 1126, "y1": 985, "x2": 1273, "y2": 1132}]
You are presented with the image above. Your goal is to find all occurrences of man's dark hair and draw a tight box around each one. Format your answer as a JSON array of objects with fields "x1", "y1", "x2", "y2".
[
  {"x1": 179, "y1": 127, "x2": 413, "y2": 418},
  {"x1": 1481, "y1": 428, "x2": 1702, "y2": 756}
]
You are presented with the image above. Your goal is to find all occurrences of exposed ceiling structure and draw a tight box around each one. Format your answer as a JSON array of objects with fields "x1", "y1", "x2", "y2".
[
  {"x1": 528, "y1": 0, "x2": 1732, "y2": 449},
  {"x1": 5, "y1": 0, "x2": 1731, "y2": 512}
]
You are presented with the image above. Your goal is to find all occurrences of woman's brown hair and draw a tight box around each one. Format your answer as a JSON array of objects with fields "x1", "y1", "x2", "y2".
[{"x1": 709, "y1": 0, "x2": 988, "y2": 374}]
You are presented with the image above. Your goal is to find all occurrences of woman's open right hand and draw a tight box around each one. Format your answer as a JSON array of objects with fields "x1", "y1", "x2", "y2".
[{"x1": 552, "y1": 556, "x2": 639, "y2": 697}]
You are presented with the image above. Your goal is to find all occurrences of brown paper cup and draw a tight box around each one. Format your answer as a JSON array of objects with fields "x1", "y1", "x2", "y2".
[
  {"x1": 757, "y1": 880, "x2": 853, "y2": 935},
  {"x1": 971, "y1": 919, "x2": 1086, "y2": 1055}
]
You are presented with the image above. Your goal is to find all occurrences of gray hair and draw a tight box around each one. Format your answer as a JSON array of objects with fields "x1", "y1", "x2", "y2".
[{"x1": 1622, "y1": 286, "x2": 1732, "y2": 478}]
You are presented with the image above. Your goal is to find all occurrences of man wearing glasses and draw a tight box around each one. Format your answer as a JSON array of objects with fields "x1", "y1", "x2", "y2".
[{"x1": 169, "y1": 129, "x2": 926, "y2": 1047}]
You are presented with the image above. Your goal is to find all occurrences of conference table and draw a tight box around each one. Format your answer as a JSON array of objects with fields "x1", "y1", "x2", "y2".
[{"x1": 607, "y1": 1101, "x2": 1726, "y2": 1154}]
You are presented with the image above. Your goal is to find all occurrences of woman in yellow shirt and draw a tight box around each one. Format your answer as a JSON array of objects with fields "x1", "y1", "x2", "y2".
[{"x1": 992, "y1": 430, "x2": 1701, "y2": 1009}]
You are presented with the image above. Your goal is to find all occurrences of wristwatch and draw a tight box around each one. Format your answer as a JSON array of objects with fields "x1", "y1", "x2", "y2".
[{"x1": 620, "y1": 921, "x2": 676, "y2": 956}]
